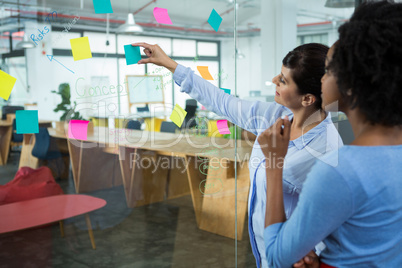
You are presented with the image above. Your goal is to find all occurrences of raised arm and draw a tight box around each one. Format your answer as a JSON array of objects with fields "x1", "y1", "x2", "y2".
[{"x1": 132, "y1": 43, "x2": 291, "y2": 135}]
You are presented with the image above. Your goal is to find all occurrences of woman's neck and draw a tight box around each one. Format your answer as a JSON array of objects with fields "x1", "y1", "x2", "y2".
[
  {"x1": 345, "y1": 108, "x2": 402, "y2": 146},
  {"x1": 288, "y1": 107, "x2": 327, "y2": 141},
  {"x1": 291, "y1": 107, "x2": 327, "y2": 130}
]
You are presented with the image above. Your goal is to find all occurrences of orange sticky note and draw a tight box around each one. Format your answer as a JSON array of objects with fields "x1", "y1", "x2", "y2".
[
  {"x1": 0, "y1": 70, "x2": 17, "y2": 101},
  {"x1": 197, "y1": 66, "x2": 214, "y2": 80}
]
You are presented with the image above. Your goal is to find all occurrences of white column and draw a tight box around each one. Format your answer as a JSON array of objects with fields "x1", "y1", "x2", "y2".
[{"x1": 261, "y1": 0, "x2": 297, "y2": 95}]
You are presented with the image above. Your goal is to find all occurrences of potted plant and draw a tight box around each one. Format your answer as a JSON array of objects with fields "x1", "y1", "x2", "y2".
[{"x1": 52, "y1": 83, "x2": 84, "y2": 121}]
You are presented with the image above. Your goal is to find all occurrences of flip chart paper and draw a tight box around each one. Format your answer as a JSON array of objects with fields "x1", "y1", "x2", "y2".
[
  {"x1": 124, "y1": 45, "x2": 141, "y2": 65},
  {"x1": 197, "y1": 66, "x2": 214, "y2": 80},
  {"x1": 93, "y1": 0, "x2": 113, "y2": 14},
  {"x1": 208, "y1": 9, "x2": 222, "y2": 32},
  {"x1": 170, "y1": 104, "x2": 187, "y2": 128},
  {"x1": 217, "y1": 120, "x2": 231, "y2": 134},
  {"x1": 16, "y1": 110, "x2": 39, "y2": 134},
  {"x1": 153, "y1": 7, "x2": 173, "y2": 24},
  {"x1": 0, "y1": 70, "x2": 17, "y2": 101},
  {"x1": 70, "y1": 37, "x2": 92, "y2": 61},
  {"x1": 68, "y1": 120, "x2": 90, "y2": 140},
  {"x1": 221, "y1": 88, "x2": 231, "y2": 95}
]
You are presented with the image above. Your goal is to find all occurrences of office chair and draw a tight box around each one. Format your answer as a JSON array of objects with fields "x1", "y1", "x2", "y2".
[
  {"x1": 9, "y1": 119, "x2": 24, "y2": 157},
  {"x1": 32, "y1": 128, "x2": 62, "y2": 160},
  {"x1": 126, "y1": 120, "x2": 142, "y2": 130},
  {"x1": 32, "y1": 128, "x2": 65, "y2": 179},
  {"x1": 11, "y1": 119, "x2": 23, "y2": 144},
  {"x1": 183, "y1": 99, "x2": 198, "y2": 129},
  {"x1": 186, "y1": 99, "x2": 197, "y2": 107},
  {"x1": 2, "y1": 106, "x2": 24, "y2": 120},
  {"x1": 160, "y1": 121, "x2": 179, "y2": 133},
  {"x1": 137, "y1": 106, "x2": 149, "y2": 113}
]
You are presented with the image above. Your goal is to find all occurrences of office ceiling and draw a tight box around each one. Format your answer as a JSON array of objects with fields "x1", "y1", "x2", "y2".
[{"x1": 1, "y1": 0, "x2": 357, "y2": 37}]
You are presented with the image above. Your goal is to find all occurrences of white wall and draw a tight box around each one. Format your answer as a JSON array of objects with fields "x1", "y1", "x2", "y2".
[{"x1": 220, "y1": 36, "x2": 262, "y2": 99}]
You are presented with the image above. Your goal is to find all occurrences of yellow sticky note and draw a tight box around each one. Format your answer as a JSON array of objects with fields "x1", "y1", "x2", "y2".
[
  {"x1": 170, "y1": 104, "x2": 187, "y2": 128},
  {"x1": 70, "y1": 37, "x2": 92, "y2": 61},
  {"x1": 197, "y1": 66, "x2": 214, "y2": 80},
  {"x1": 0, "y1": 70, "x2": 17, "y2": 101}
]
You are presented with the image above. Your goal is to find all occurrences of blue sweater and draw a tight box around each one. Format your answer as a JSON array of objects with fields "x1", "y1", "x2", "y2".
[{"x1": 264, "y1": 145, "x2": 402, "y2": 267}]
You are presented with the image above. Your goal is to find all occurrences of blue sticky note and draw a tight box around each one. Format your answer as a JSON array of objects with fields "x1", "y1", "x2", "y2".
[
  {"x1": 208, "y1": 9, "x2": 222, "y2": 32},
  {"x1": 124, "y1": 45, "x2": 141, "y2": 65},
  {"x1": 221, "y1": 88, "x2": 231, "y2": 95},
  {"x1": 93, "y1": 0, "x2": 113, "y2": 14},
  {"x1": 16, "y1": 110, "x2": 39, "y2": 134}
]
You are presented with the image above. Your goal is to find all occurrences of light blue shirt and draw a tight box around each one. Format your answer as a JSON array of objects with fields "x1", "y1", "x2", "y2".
[
  {"x1": 264, "y1": 145, "x2": 402, "y2": 268},
  {"x1": 173, "y1": 64, "x2": 342, "y2": 268}
]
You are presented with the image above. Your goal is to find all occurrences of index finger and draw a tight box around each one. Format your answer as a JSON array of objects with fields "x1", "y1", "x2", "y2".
[{"x1": 132, "y1": 42, "x2": 152, "y2": 50}]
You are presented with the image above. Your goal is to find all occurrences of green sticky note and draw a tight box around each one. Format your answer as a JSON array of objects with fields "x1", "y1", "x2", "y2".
[
  {"x1": 208, "y1": 9, "x2": 222, "y2": 32},
  {"x1": 124, "y1": 45, "x2": 141, "y2": 65},
  {"x1": 16, "y1": 110, "x2": 39, "y2": 134},
  {"x1": 170, "y1": 104, "x2": 187, "y2": 128},
  {"x1": 221, "y1": 88, "x2": 231, "y2": 94},
  {"x1": 0, "y1": 70, "x2": 17, "y2": 101},
  {"x1": 93, "y1": 0, "x2": 113, "y2": 14}
]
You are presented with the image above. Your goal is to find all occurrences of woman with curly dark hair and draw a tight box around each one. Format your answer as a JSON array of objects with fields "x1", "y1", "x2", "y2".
[{"x1": 260, "y1": 1, "x2": 402, "y2": 267}]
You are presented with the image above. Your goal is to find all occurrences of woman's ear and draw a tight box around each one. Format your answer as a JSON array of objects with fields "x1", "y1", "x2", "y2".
[{"x1": 301, "y1": 94, "x2": 316, "y2": 108}]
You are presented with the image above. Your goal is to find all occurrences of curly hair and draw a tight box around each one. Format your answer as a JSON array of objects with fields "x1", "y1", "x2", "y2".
[
  {"x1": 330, "y1": 0, "x2": 402, "y2": 126},
  {"x1": 283, "y1": 43, "x2": 329, "y2": 110}
]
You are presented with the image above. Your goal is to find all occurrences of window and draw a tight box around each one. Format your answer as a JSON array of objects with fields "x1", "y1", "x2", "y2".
[
  {"x1": 172, "y1": 39, "x2": 196, "y2": 57},
  {"x1": 197, "y1": 42, "x2": 218, "y2": 57}
]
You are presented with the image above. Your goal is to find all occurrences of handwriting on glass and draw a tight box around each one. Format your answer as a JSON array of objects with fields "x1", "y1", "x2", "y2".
[{"x1": 30, "y1": 11, "x2": 57, "y2": 45}]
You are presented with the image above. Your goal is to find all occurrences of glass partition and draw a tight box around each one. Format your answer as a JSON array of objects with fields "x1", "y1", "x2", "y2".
[{"x1": 0, "y1": 1, "x2": 356, "y2": 267}]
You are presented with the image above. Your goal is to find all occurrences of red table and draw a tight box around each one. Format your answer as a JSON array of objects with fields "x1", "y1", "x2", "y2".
[{"x1": 0, "y1": 194, "x2": 106, "y2": 249}]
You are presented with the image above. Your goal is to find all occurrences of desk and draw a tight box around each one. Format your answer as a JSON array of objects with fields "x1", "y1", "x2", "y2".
[
  {"x1": 0, "y1": 121, "x2": 12, "y2": 165},
  {"x1": 0, "y1": 194, "x2": 106, "y2": 249},
  {"x1": 22, "y1": 126, "x2": 253, "y2": 240}
]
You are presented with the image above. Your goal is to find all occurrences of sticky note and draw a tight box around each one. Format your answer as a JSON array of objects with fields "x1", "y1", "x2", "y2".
[
  {"x1": 68, "y1": 120, "x2": 90, "y2": 140},
  {"x1": 170, "y1": 104, "x2": 187, "y2": 128},
  {"x1": 70, "y1": 37, "x2": 92, "y2": 61},
  {"x1": 217, "y1": 120, "x2": 231, "y2": 134},
  {"x1": 0, "y1": 70, "x2": 17, "y2": 101},
  {"x1": 93, "y1": 0, "x2": 113, "y2": 14},
  {"x1": 16, "y1": 110, "x2": 39, "y2": 134},
  {"x1": 124, "y1": 45, "x2": 141, "y2": 65},
  {"x1": 208, "y1": 9, "x2": 222, "y2": 32},
  {"x1": 197, "y1": 66, "x2": 214, "y2": 80},
  {"x1": 221, "y1": 88, "x2": 231, "y2": 95},
  {"x1": 153, "y1": 7, "x2": 173, "y2": 25}
]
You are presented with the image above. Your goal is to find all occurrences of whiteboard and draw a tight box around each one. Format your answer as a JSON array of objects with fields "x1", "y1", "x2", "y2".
[{"x1": 126, "y1": 75, "x2": 164, "y2": 104}]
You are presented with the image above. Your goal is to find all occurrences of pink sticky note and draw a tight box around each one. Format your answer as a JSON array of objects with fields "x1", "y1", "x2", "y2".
[
  {"x1": 217, "y1": 120, "x2": 231, "y2": 134},
  {"x1": 153, "y1": 7, "x2": 173, "y2": 24},
  {"x1": 68, "y1": 120, "x2": 90, "y2": 140},
  {"x1": 201, "y1": 106, "x2": 206, "y2": 110}
]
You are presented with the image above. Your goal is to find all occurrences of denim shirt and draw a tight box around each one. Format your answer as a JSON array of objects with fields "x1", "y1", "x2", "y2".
[{"x1": 173, "y1": 64, "x2": 343, "y2": 268}]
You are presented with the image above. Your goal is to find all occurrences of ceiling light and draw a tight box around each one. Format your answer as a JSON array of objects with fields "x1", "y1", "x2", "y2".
[
  {"x1": 116, "y1": 13, "x2": 143, "y2": 34},
  {"x1": 15, "y1": 34, "x2": 35, "y2": 49},
  {"x1": 235, "y1": 49, "x2": 245, "y2": 59},
  {"x1": 325, "y1": 0, "x2": 355, "y2": 8}
]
